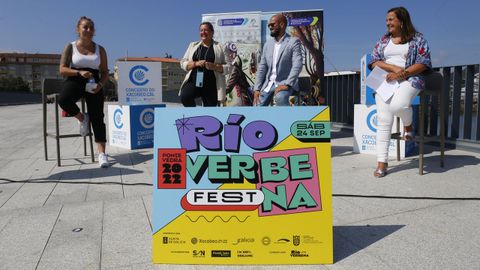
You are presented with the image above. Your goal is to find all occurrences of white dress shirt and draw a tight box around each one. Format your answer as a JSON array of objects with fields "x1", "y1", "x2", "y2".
[{"x1": 264, "y1": 34, "x2": 286, "y2": 92}]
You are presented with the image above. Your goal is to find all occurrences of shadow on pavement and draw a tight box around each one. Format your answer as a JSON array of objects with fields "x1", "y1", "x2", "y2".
[
  {"x1": 388, "y1": 154, "x2": 480, "y2": 175},
  {"x1": 334, "y1": 225, "x2": 405, "y2": 263},
  {"x1": 331, "y1": 130, "x2": 353, "y2": 139},
  {"x1": 110, "y1": 151, "x2": 153, "y2": 166},
  {"x1": 331, "y1": 146, "x2": 356, "y2": 157},
  {"x1": 28, "y1": 167, "x2": 144, "y2": 182}
]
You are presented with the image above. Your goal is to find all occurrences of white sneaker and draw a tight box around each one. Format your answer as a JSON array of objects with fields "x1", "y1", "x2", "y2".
[
  {"x1": 98, "y1": 153, "x2": 109, "y2": 168},
  {"x1": 79, "y1": 113, "x2": 90, "y2": 137}
]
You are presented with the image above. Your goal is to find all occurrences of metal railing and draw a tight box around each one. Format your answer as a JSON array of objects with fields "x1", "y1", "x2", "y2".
[
  {"x1": 323, "y1": 64, "x2": 480, "y2": 144},
  {"x1": 439, "y1": 65, "x2": 480, "y2": 141},
  {"x1": 324, "y1": 72, "x2": 360, "y2": 125}
]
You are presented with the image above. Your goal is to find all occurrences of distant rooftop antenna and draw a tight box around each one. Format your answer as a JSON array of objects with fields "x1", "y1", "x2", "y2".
[{"x1": 325, "y1": 55, "x2": 341, "y2": 76}]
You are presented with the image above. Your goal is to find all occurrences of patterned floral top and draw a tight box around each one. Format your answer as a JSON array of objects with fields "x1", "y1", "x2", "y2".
[{"x1": 369, "y1": 32, "x2": 432, "y2": 90}]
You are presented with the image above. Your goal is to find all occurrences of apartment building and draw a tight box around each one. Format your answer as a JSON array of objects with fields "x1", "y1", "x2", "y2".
[{"x1": 0, "y1": 52, "x2": 62, "y2": 92}]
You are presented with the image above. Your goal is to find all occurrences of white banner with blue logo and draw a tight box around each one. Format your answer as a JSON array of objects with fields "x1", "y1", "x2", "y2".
[
  {"x1": 108, "y1": 104, "x2": 165, "y2": 149},
  {"x1": 117, "y1": 61, "x2": 163, "y2": 105},
  {"x1": 353, "y1": 104, "x2": 415, "y2": 158},
  {"x1": 202, "y1": 12, "x2": 261, "y2": 82}
]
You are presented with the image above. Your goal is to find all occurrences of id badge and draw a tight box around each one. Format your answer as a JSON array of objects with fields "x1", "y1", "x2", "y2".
[{"x1": 195, "y1": 70, "x2": 204, "y2": 87}]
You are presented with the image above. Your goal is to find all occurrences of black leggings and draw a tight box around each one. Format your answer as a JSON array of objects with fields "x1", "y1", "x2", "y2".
[
  {"x1": 58, "y1": 69, "x2": 106, "y2": 143},
  {"x1": 180, "y1": 81, "x2": 217, "y2": 107}
]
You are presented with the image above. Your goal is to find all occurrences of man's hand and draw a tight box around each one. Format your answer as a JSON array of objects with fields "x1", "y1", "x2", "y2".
[
  {"x1": 253, "y1": 90, "x2": 260, "y2": 106},
  {"x1": 274, "y1": 85, "x2": 289, "y2": 94}
]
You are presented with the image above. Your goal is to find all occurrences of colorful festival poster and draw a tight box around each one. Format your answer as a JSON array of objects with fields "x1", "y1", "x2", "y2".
[{"x1": 152, "y1": 107, "x2": 333, "y2": 264}]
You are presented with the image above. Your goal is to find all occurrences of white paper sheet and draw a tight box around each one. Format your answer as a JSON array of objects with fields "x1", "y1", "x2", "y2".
[
  {"x1": 376, "y1": 80, "x2": 398, "y2": 102},
  {"x1": 366, "y1": 66, "x2": 399, "y2": 102}
]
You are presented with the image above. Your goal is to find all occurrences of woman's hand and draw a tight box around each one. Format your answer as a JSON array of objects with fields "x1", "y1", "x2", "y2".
[
  {"x1": 386, "y1": 72, "x2": 404, "y2": 82},
  {"x1": 79, "y1": 70, "x2": 93, "y2": 79},
  {"x1": 390, "y1": 66, "x2": 404, "y2": 74},
  {"x1": 372, "y1": 61, "x2": 404, "y2": 74},
  {"x1": 93, "y1": 82, "x2": 103, "y2": 94},
  {"x1": 205, "y1": 62, "x2": 216, "y2": 71},
  {"x1": 205, "y1": 62, "x2": 224, "y2": 73},
  {"x1": 196, "y1": 60, "x2": 206, "y2": 68}
]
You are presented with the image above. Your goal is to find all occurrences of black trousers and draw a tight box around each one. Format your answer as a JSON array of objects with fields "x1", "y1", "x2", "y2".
[
  {"x1": 58, "y1": 68, "x2": 106, "y2": 143},
  {"x1": 180, "y1": 81, "x2": 217, "y2": 107}
]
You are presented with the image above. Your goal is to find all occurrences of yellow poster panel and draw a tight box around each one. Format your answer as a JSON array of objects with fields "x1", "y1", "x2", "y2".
[{"x1": 152, "y1": 107, "x2": 332, "y2": 264}]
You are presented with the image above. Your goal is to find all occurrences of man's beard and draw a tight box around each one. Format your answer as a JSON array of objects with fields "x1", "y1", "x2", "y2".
[{"x1": 270, "y1": 29, "x2": 278, "y2": 38}]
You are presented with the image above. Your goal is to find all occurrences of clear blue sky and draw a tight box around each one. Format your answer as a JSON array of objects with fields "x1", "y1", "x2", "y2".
[{"x1": 1, "y1": 0, "x2": 478, "y2": 72}]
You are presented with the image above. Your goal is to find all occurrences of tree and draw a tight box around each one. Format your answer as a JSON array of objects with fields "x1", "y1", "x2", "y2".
[{"x1": 0, "y1": 77, "x2": 30, "y2": 91}]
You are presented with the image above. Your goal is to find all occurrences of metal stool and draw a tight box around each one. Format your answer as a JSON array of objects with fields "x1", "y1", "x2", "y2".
[
  {"x1": 42, "y1": 78, "x2": 95, "y2": 166},
  {"x1": 392, "y1": 71, "x2": 446, "y2": 175}
]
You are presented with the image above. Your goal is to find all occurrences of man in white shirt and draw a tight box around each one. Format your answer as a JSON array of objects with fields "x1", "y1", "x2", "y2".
[{"x1": 253, "y1": 14, "x2": 303, "y2": 106}]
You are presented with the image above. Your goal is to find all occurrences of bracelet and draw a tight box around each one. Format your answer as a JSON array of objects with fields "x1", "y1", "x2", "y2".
[{"x1": 76, "y1": 71, "x2": 81, "y2": 77}]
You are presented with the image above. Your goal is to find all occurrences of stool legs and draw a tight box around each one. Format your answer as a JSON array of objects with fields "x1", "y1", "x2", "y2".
[
  {"x1": 43, "y1": 92, "x2": 48, "y2": 161},
  {"x1": 80, "y1": 99, "x2": 95, "y2": 163},
  {"x1": 43, "y1": 97, "x2": 95, "y2": 167},
  {"x1": 396, "y1": 117, "x2": 401, "y2": 161},
  {"x1": 418, "y1": 94, "x2": 426, "y2": 175},
  {"x1": 55, "y1": 97, "x2": 61, "y2": 167},
  {"x1": 81, "y1": 100, "x2": 87, "y2": 156},
  {"x1": 89, "y1": 135, "x2": 95, "y2": 163},
  {"x1": 389, "y1": 72, "x2": 445, "y2": 175},
  {"x1": 439, "y1": 91, "x2": 446, "y2": 168}
]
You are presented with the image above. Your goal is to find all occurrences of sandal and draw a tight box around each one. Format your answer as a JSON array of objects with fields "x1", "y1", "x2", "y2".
[
  {"x1": 373, "y1": 167, "x2": 388, "y2": 178},
  {"x1": 404, "y1": 131, "x2": 415, "y2": 141}
]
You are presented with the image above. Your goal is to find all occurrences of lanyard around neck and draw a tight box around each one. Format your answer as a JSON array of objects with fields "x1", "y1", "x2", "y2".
[
  {"x1": 194, "y1": 42, "x2": 212, "y2": 60},
  {"x1": 200, "y1": 44, "x2": 211, "y2": 61}
]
